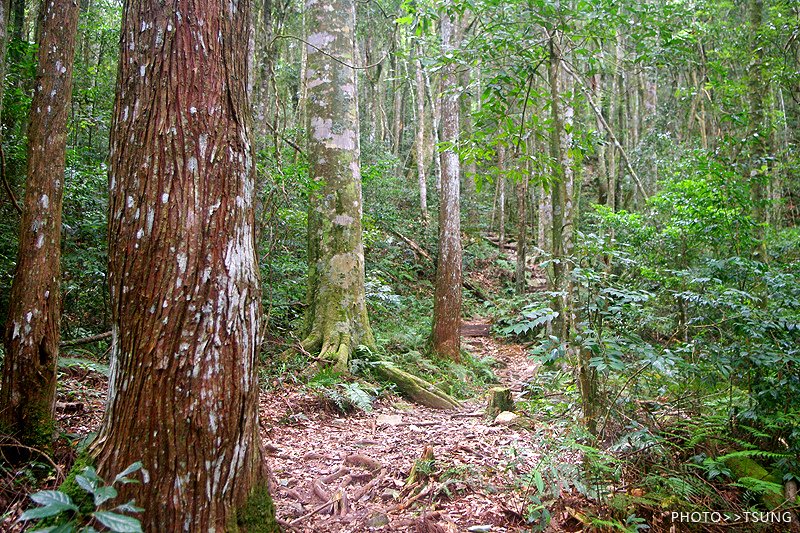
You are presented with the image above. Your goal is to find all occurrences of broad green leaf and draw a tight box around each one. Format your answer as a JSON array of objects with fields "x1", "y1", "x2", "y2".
[
  {"x1": 19, "y1": 503, "x2": 73, "y2": 520},
  {"x1": 75, "y1": 474, "x2": 97, "y2": 494},
  {"x1": 93, "y1": 511, "x2": 143, "y2": 532},
  {"x1": 113, "y1": 500, "x2": 144, "y2": 514},
  {"x1": 93, "y1": 485, "x2": 118, "y2": 506},
  {"x1": 30, "y1": 491, "x2": 75, "y2": 508},
  {"x1": 113, "y1": 462, "x2": 143, "y2": 485}
]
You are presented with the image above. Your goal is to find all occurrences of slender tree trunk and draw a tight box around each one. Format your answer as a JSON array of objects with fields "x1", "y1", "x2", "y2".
[
  {"x1": 431, "y1": 10, "x2": 462, "y2": 361},
  {"x1": 0, "y1": 0, "x2": 10, "y2": 123},
  {"x1": 10, "y1": 0, "x2": 22, "y2": 42},
  {"x1": 0, "y1": 0, "x2": 78, "y2": 450},
  {"x1": 461, "y1": 67, "x2": 478, "y2": 230},
  {"x1": 515, "y1": 162, "x2": 528, "y2": 294},
  {"x1": 537, "y1": 180, "x2": 551, "y2": 255},
  {"x1": 415, "y1": 48, "x2": 428, "y2": 224},
  {"x1": 294, "y1": 6, "x2": 308, "y2": 161},
  {"x1": 424, "y1": 67, "x2": 442, "y2": 192},
  {"x1": 749, "y1": 0, "x2": 768, "y2": 262},
  {"x1": 88, "y1": 0, "x2": 276, "y2": 528},
  {"x1": 301, "y1": 0, "x2": 375, "y2": 370},
  {"x1": 607, "y1": 29, "x2": 622, "y2": 211},
  {"x1": 497, "y1": 151, "x2": 506, "y2": 254},
  {"x1": 594, "y1": 70, "x2": 608, "y2": 205},
  {"x1": 548, "y1": 36, "x2": 574, "y2": 342}
]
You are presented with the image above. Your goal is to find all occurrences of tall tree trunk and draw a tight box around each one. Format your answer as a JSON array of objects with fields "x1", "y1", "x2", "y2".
[
  {"x1": 10, "y1": 0, "x2": 22, "y2": 42},
  {"x1": 593, "y1": 70, "x2": 608, "y2": 205},
  {"x1": 301, "y1": 0, "x2": 375, "y2": 370},
  {"x1": 515, "y1": 162, "x2": 528, "y2": 294},
  {"x1": 497, "y1": 145, "x2": 506, "y2": 253},
  {"x1": 548, "y1": 36, "x2": 574, "y2": 342},
  {"x1": 431, "y1": 10, "x2": 462, "y2": 361},
  {"x1": 0, "y1": 0, "x2": 78, "y2": 450},
  {"x1": 88, "y1": 0, "x2": 276, "y2": 529},
  {"x1": 294, "y1": 6, "x2": 308, "y2": 161},
  {"x1": 607, "y1": 29, "x2": 622, "y2": 211},
  {"x1": 0, "y1": 0, "x2": 10, "y2": 126},
  {"x1": 748, "y1": 0, "x2": 768, "y2": 262},
  {"x1": 424, "y1": 67, "x2": 442, "y2": 192},
  {"x1": 415, "y1": 47, "x2": 428, "y2": 224},
  {"x1": 537, "y1": 180, "x2": 551, "y2": 255},
  {"x1": 461, "y1": 67, "x2": 478, "y2": 230}
]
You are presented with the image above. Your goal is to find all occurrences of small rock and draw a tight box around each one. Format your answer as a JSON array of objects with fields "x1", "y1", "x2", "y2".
[
  {"x1": 376, "y1": 414, "x2": 402, "y2": 426},
  {"x1": 468, "y1": 526, "x2": 492, "y2": 532},
  {"x1": 380, "y1": 488, "x2": 400, "y2": 501},
  {"x1": 494, "y1": 411, "x2": 518, "y2": 424},
  {"x1": 367, "y1": 512, "x2": 390, "y2": 528}
]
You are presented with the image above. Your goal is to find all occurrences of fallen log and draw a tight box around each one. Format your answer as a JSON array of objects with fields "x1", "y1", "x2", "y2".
[
  {"x1": 374, "y1": 361, "x2": 460, "y2": 410},
  {"x1": 60, "y1": 330, "x2": 112, "y2": 348}
]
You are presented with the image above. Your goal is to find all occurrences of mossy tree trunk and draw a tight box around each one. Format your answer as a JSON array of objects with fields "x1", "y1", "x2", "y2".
[
  {"x1": 0, "y1": 0, "x2": 78, "y2": 450},
  {"x1": 301, "y1": 0, "x2": 375, "y2": 372},
  {"x1": 431, "y1": 9, "x2": 463, "y2": 361},
  {"x1": 87, "y1": 0, "x2": 275, "y2": 529}
]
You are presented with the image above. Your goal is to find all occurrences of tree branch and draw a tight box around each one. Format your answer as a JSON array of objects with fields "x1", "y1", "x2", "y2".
[{"x1": 560, "y1": 60, "x2": 650, "y2": 200}]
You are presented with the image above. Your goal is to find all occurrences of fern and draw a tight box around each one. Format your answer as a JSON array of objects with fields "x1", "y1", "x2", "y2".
[
  {"x1": 731, "y1": 477, "x2": 784, "y2": 496},
  {"x1": 342, "y1": 383, "x2": 373, "y2": 412}
]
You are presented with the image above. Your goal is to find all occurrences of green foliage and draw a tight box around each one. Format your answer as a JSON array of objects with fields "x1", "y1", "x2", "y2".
[
  {"x1": 307, "y1": 368, "x2": 378, "y2": 414},
  {"x1": 20, "y1": 462, "x2": 145, "y2": 532}
]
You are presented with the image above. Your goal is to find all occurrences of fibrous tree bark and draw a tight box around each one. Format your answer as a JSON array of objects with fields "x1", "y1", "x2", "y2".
[
  {"x1": 414, "y1": 45, "x2": 428, "y2": 224},
  {"x1": 431, "y1": 9, "x2": 462, "y2": 361},
  {"x1": 0, "y1": 0, "x2": 79, "y2": 449},
  {"x1": 301, "y1": 0, "x2": 375, "y2": 371},
  {"x1": 88, "y1": 0, "x2": 276, "y2": 529}
]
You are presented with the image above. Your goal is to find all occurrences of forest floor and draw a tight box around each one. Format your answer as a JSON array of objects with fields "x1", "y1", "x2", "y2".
[
  {"x1": 2, "y1": 320, "x2": 584, "y2": 532},
  {"x1": 262, "y1": 320, "x2": 582, "y2": 532},
  {"x1": 2, "y1": 244, "x2": 583, "y2": 531}
]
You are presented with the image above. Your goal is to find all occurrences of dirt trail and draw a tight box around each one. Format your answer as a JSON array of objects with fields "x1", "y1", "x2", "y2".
[{"x1": 263, "y1": 321, "x2": 568, "y2": 532}]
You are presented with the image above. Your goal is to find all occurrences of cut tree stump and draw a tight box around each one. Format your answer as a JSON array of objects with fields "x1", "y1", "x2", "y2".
[
  {"x1": 375, "y1": 362, "x2": 460, "y2": 410},
  {"x1": 486, "y1": 386, "x2": 514, "y2": 418}
]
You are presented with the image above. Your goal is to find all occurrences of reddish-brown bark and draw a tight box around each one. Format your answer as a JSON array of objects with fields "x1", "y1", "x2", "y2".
[
  {"x1": 88, "y1": 0, "x2": 272, "y2": 529},
  {"x1": 0, "y1": 0, "x2": 79, "y2": 448},
  {"x1": 431, "y1": 11, "x2": 463, "y2": 361}
]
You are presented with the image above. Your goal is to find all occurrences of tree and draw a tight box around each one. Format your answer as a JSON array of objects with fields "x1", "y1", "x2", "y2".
[
  {"x1": 87, "y1": 0, "x2": 276, "y2": 529},
  {"x1": 0, "y1": 0, "x2": 79, "y2": 449},
  {"x1": 414, "y1": 46, "x2": 429, "y2": 224},
  {"x1": 431, "y1": 8, "x2": 462, "y2": 361},
  {"x1": 748, "y1": 0, "x2": 768, "y2": 262},
  {"x1": 301, "y1": 0, "x2": 375, "y2": 370}
]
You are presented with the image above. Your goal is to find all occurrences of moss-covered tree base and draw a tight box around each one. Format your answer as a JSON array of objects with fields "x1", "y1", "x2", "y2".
[
  {"x1": 375, "y1": 362, "x2": 460, "y2": 410},
  {"x1": 227, "y1": 482, "x2": 280, "y2": 533}
]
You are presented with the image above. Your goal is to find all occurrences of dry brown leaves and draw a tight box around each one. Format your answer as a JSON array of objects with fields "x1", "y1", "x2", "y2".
[
  {"x1": 263, "y1": 328, "x2": 576, "y2": 532},
  {"x1": 3, "y1": 321, "x2": 575, "y2": 533}
]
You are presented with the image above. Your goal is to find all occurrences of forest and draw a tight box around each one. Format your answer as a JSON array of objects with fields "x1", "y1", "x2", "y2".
[{"x1": 0, "y1": 0, "x2": 798, "y2": 530}]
